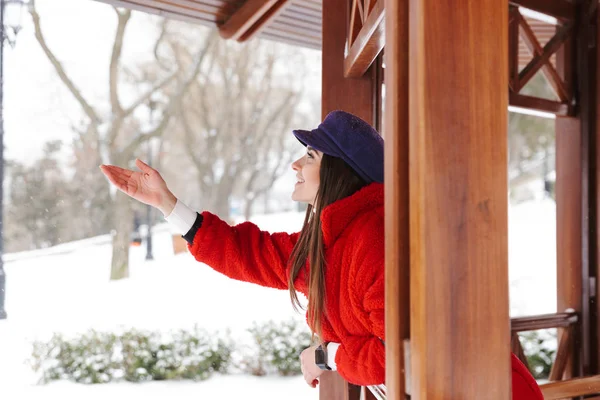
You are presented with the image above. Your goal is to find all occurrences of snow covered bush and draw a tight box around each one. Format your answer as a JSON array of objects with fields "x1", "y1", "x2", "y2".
[
  {"x1": 31, "y1": 331, "x2": 120, "y2": 384},
  {"x1": 241, "y1": 319, "x2": 312, "y2": 377},
  {"x1": 30, "y1": 326, "x2": 232, "y2": 384},
  {"x1": 518, "y1": 329, "x2": 557, "y2": 380}
]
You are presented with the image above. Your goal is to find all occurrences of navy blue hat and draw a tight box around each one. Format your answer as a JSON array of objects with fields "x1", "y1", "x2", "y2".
[{"x1": 292, "y1": 110, "x2": 384, "y2": 183}]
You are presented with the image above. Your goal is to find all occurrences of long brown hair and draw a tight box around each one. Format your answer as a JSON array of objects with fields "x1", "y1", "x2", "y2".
[{"x1": 287, "y1": 154, "x2": 367, "y2": 341}]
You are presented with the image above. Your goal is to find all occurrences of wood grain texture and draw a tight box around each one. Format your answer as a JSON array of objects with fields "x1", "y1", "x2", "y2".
[
  {"x1": 321, "y1": 0, "x2": 375, "y2": 119},
  {"x1": 218, "y1": 0, "x2": 288, "y2": 41},
  {"x1": 344, "y1": 0, "x2": 384, "y2": 78},
  {"x1": 384, "y1": 0, "x2": 409, "y2": 399},
  {"x1": 508, "y1": 0, "x2": 575, "y2": 22},
  {"x1": 540, "y1": 375, "x2": 600, "y2": 399},
  {"x1": 555, "y1": 116, "x2": 582, "y2": 380},
  {"x1": 320, "y1": 0, "x2": 378, "y2": 397},
  {"x1": 408, "y1": 0, "x2": 510, "y2": 398}
]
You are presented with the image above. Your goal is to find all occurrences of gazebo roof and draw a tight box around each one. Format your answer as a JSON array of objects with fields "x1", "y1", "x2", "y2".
[
  {"x1": 101, "y1": 0, "x2": 321, "y2": 49},
  {"x1": 98, "y1": 0, "x2": 553, "y2": 68}
]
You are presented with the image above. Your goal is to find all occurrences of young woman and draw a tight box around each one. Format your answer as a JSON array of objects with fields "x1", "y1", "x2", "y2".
[{"x1": 100, "y1": 110, "x2": 543, "y2": 398}]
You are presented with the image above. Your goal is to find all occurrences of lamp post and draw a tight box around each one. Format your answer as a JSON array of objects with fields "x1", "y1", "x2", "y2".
[
  {"x1": 145, "y1": 100, "x2": 157, "y2": 261},
  {"x1": 0, "y1": 0, "x2": 28, "y2": 320}
]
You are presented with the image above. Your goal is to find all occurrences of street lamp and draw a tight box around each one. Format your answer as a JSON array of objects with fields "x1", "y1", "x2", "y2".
[
  {"x1": 145, "y1": 100, "x2": 158, "y2": 261},
  {"x1": 0, "y1": 0, "x2": 29, "y2": 320}
]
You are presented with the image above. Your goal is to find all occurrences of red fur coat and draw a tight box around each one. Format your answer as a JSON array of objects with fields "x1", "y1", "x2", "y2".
[{"x1": 186, "y1": 182, "x2": 544, "y2": 397}]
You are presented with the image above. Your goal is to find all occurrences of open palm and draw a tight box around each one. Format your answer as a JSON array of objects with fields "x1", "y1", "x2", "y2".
[{"x1": 100, "y1": 159, "x2": 168, "y2": 208}]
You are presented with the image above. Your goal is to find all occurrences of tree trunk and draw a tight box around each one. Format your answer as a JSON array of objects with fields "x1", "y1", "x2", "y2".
[
  {"x1": 110, "y1": 192, "x2": 133, "y2": 280},
  {"x1": 244, "y1": 195, "x2": 256, "y2": 220}
]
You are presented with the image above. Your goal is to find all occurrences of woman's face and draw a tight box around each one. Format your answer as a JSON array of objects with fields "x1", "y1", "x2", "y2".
[{"x1": 291, "y1": 146, "x2": 322, "y2": 205}]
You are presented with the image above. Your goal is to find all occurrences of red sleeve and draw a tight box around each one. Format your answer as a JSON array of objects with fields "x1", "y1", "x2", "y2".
[
  {"x1": 511, "y1": 353, "x2": 544, "y2": 400},
  {"x1": 187, "y1": 211, "x2": 301, "y2": 290},
  {"x1": 335, "y1": 224, "x2": 386, "y2": 386}
]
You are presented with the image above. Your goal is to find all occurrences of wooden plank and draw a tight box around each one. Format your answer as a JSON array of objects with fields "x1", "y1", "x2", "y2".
[
  {"x1": 508, "y1": 0, "x2": 575, "y2": 22},
  {"x1": 320, "y1": 0, "x2": 379, "y2": 397},
  {"x1": 408, "y1": 0, "x2": 510, "y2": 398},
  {"x1": 344, "y1": 0, "x2": 385, "y2": 78},
  {"x1": 549, "y1": 326, "x2": 573, "y2": 381},
  {"x1": 540, "y1": 375, "x2": 600, "y2": 399},
  {"x1": 320, "y1": 0, "x2": 375, "y2": 120},
  {"x1": 511, "y1": 333, "x2": 530, "y2": 370},
  {"x1": 319, "y1": 373, "x2": 360, "y2": 400},
  {"x1": 384, "y1": 0, "x2": 409, "y2": 399},
  {"x1": 596, "y1": 5, "x2": 600, "y2": 376},
  {"x1": 509, "y1": 6, "x2": 520, "y2": 91},
  {"x1": 555, "y1": 114, "x2": 582, "y2": 380},
  {"x1": 218, "y1": 0, "x2": 290, "y2": 41},
  {"x1": 517, "y1": 22, "x2": 573, "y2": 93},
  {"x1": 516, "y1": 12, "x2": 569, "y2": 102},
  {"x1": 510, "y1": 311, "x2": 578, "y2": 332},
  {"x1": 509, "y1": 91, "x2": 570, "y2": 115}
]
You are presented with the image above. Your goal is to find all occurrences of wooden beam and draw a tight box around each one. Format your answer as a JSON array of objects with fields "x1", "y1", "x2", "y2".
[
  {"x1": 320, "y1": 0, "x2": 380, "y2": 397},
  {"x1": 516, "y1": 12, "x2": 569, "y2": 102},
  {"x1": 549, "y1": 326, "x2": 573, "y2": 381},
  {"x1": 509, "y1": 91, "x2": 570, "y2": 116},
  {"x1": 321, "y1": 0, "x2": 376, "y2": 120},
  {"x1": 595, "y1": 4, "x2": 600, "y2": 376},
  {"x1": 509, "y1": 6, "x2": 520, "y2": 91},
  {"x1": 218, "y1": 0, "x2": 289, "y2": 42},
  {"x1": 508, "y1": 0, "x2": 575, "y2": 22},
  {"x1": 408, "y1": 0, "x2": 510, "y2": 398},
  {"x1": 540, "y1": 375, "x2": 600, "y2": 399},
  {"x1": 344, "y1": 0, "x2": 385, "y2": 78},
  {"x1": 517, "y1": 22, "x2": 573, "y2": 93},
  {"x1": 384, "y1": 0, "x2": 409, "y2": 399},
  {"x1": 511, "y1": 333, "x2": 530, "y2": 369},
  {"x1": 555, "y1": 114, "x2": 583, "y2": 380},
  {"x1": 510, "y1": 311, "x2": 578, "y2": 332}
]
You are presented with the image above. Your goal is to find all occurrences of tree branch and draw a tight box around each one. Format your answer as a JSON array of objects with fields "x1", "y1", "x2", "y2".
[
  {"x1": 109, "y1": 8, "x2": 131, "y2": 116},
  {"x1": 121, "y1": 31, "x2": 218, "y2": 157},
  {"x1": 121, "y1": 71, "x2": 177, "y2": 118},
  {"x1": 30, "y1": 6, "x2": 101, "y2": 125}
]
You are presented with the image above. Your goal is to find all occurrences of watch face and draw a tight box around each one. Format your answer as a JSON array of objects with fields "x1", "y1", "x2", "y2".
[
  {"x1": 315, "y1": 347, "x2": 327, "y2": 365},
  {"x1": 315, "y1": 345, "x2": 331, "y2": 370}
]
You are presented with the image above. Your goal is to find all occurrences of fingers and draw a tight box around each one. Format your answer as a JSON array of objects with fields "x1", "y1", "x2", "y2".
[
  {"x1": 135, "y1": 159, "x2": 154, "y2": 174},
  {"x1": 100, "y1": 164, "x2": 133, "y2": 179},
  {"x1": 100, "y1": 165, "x2": 132, "y2": 193}
]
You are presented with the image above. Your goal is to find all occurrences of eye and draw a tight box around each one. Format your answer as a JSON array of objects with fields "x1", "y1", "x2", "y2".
[{"x1": 307, "y1": 151, "x2": 314, "y2": 159}]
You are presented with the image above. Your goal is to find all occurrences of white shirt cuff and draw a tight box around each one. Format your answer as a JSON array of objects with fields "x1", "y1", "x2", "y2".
[
  {"x1": 164, "y1": 200, "x2": 197, "y2": 235},
  {"x1": 327, "y1": 342, "x2": 340, "y2": 371}
]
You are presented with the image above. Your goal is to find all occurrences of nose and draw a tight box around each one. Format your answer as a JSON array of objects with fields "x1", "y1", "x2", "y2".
[{"x1": 291, "y1": 156, "x2": 303, "y2": 171}]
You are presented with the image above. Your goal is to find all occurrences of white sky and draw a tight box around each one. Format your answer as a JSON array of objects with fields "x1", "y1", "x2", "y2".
[{"x1": 4, "y1": 0, "x2": 321, "y2": 165}]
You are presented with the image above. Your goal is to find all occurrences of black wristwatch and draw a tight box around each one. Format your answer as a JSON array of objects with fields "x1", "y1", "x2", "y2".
[{"x1": 315, "y1": 343, "x2": 332, "y2": 370}]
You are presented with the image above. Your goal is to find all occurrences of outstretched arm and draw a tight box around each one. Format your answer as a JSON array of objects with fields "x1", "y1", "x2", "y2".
[{"x1": 101, "y1": 160, "x2": 302, "y2": 290}]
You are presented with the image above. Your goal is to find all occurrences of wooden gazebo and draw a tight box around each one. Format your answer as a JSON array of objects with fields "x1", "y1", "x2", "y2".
[{"x1": 95, "y1": 0, "x2": 600, "y2": 398}]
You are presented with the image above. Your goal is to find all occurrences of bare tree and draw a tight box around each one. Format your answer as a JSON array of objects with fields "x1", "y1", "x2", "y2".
[
  {"x1": 169, "y1": 38, "x2": 309, "y2": 220},
  {"x1": 30, "y1": 5, "x2": 217, "y2": 279}
]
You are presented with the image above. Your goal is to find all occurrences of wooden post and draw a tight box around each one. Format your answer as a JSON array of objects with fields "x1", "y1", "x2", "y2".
[
  {"x1": 384, "y1": 0, "x2": 410, "y2": 399},
  {"x1": 320, "y1": 0, "x2": 380, "y2": 398},
  {"x1": 408, "y1": 1, "x2": 510, "y2": 398},
  {"x1": 554, "y1": 7, "x2": 582, "y2": 380}
]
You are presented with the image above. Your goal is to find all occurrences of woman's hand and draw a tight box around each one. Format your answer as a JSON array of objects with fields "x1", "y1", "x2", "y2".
[
  {"x1": 300, "y1": 345, "x2": 325, "y2": 388},
  {"x1": 100, "y1": 159, "x2": 177, "y2": 216}
]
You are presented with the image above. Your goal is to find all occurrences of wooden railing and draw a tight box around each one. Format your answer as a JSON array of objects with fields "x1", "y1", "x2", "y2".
[
  {"x1": 330, "y1": 311, "x2": 598, "y2": 399},
  {"x1": 510, "y1": 310, "x2": 578, "y2": 381},
  {"x1": 541, "y1": 375, "x2": 600, "y2": 399}
]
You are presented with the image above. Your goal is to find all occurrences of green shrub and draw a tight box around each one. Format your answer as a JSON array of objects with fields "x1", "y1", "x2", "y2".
[
  {"x1": 30, "y1": 326, "x2": 232, "y2": 384},
  {"x1": 519, "y1": 329, "x2": 557, "y2": 380},
  {"x1": 31, "y1": 331, "x2": 119, "y2": 384},
  {"x1": 243, "y1": 319, "x2": 312, "y2": 377}
]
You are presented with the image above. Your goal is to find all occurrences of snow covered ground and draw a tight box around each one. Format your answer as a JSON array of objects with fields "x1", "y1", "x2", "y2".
[{"x1": 0, "y1": 200, "x2": 557, "y2": 399}]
